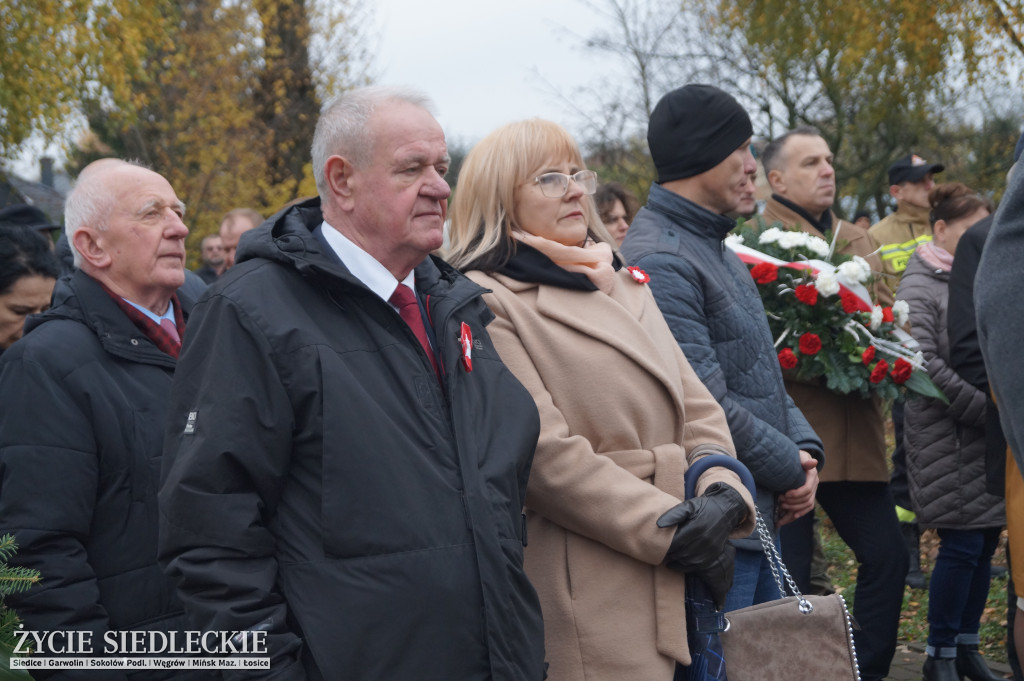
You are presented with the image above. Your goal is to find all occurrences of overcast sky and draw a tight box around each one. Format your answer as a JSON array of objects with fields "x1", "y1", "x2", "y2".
[
  {"x1": 8, "y1": 0, "x2": 623, "y2": 179},
  {"x1": 371, "y1": 0, "x2": 621, "y2": 147}
]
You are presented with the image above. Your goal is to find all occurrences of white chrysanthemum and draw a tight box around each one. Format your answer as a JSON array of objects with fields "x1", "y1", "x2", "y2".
[
  {"x1": 724, "y1": 233, "x2": 744, "y2": 248},
  {"x1": 777, "y1": 231, "x2": 806, "y2": 250},
  {"x1": 805, "y1": 236, "x2": 830, "y2": 258},
  {"x1": 870, "y1": 305, "x2": 884, "y2": 330},
  {"x1": 893, "y1": 300, "x2": 910, "y2": 327},
  {"x1": 814, "y1": 269, "x2": 840, "y2": 297},
  {"x1": 852, "y1": 255, "x2": 872, "y2": 280},
  {"x1": 837, "y1": 260, "x2": 869, "y2": 283},
  {"x1": 759, "y1": 227, "x2": 784, "y2": 245}
]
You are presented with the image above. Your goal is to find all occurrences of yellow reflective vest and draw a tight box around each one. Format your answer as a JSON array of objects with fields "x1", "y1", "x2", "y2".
[{"x1": 868, "y1": 203, "x2": 932, "y2": 291}]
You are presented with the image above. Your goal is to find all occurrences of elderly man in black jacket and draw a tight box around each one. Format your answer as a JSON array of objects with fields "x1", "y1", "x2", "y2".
[
  {"x1": 0, "y1": 159, "x2": 214, "y2": 679},
  {"x1": 621, "y1": 84, "x2": 824, "y2": 613},
  {"x1": 158, "y1": 86, "x2": 546, "y2": 681}
]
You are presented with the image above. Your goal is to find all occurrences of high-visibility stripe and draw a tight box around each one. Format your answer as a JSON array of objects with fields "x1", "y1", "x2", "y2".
[{"x1": 878, "y1": 234, "x2": 932, "y2": 272}]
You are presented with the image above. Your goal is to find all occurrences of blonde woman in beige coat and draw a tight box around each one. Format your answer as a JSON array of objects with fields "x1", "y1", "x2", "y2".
[{"x1": 444, "y1": 119, "x2": 756, "y2": 681}]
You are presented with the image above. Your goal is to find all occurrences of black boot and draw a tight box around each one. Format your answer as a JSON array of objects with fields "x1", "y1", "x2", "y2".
[
  {"x1": 955, "y1": 643, "x2": 1002, "y2": 681},
  {"x1": 922, "y1": 655, "x2": 959, "y2": 681},
  {"x1": 902, "y1": 521, "x2": 927, "y2": 589}
]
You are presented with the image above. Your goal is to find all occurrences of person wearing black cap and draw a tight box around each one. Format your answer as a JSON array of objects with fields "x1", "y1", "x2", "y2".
[
  {"x1": 622, "y1": 84, "x2": 824, "y2": 615},
  {"x1": 869, "y1": 153, "x2": 945, "y2": 291},
  {"x1": 0, "y1": 203, "x2": 61, "y2": 249},
  {"x1": 868, "y1": 152, "x2": 945, "y2": 594},
  {"x1": 760, "y1": 128, "x2": 906, "y2": 681}
]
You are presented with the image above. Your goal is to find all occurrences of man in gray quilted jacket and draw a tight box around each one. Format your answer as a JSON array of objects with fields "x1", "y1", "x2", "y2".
[{"x1": 621, "y1": 84, "x2": 824, "y2": 612}]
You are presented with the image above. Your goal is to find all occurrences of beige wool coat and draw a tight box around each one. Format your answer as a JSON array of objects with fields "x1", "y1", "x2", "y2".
[
  {"x1": 760, "y1": 198, "x2": 892, "y2": 482},
  {"x1": 467, "y1": 266, "x2": 756, "y2": 681}
]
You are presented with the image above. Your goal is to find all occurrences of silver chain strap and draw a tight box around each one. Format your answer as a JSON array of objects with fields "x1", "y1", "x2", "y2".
[{"x1": 754, "y1": 509, "x2": 814, "y2": 614}]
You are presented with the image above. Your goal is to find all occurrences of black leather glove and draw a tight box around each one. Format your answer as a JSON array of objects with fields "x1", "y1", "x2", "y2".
[
  {"x1": 688, "y1": 542, "x2": 736, "y2": 609},
  {"x1": 657, "y1": 482, "x2": 748, "y2": 574}
]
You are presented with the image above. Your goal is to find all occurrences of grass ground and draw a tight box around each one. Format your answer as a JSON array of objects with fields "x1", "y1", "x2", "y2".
[{"x1": 821, "y1": 515, "x2": 1011, "y2": 663}]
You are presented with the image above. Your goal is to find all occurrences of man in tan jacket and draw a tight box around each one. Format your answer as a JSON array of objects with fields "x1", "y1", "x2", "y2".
[{"x1": 760, "y1": 127, "x2": 907, "y2": 681}]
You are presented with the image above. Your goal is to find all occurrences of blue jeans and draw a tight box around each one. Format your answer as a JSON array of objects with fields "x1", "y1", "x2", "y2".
[
  {"x1": 723, "y1": 539, "x2": 785, "y2": 613},
  {"x1": 926, "y1": 526, "x2": 1002, "y2": 656}
]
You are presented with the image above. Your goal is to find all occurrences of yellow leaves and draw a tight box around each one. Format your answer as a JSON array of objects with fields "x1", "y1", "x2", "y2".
[{"x1": 0, "y1": 0, "x2": 174, "y2": 158}]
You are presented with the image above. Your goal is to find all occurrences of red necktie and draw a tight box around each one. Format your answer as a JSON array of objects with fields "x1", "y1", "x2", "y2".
[
  {"x1": 159, "y1": 318, "x2": 181, "y2": 345},
  {"x1": 389, "y1": 284, "x2": 441, "y2": 381}
]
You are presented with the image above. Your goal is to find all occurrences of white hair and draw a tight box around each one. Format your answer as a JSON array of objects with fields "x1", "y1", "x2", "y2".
[
  {"x1": 311, "y1": 86, "x2": 437, "y2": 200},
  {"x1": 64, "y1": 158, "x2": 144, "y2": 267}
]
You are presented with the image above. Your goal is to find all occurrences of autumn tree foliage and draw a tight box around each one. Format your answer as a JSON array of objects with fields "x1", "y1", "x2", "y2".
[
  {"x1": 3, "y1": 0, "x2": 371, "y2": 260},
  {"x1": 578, "y1": 0, "x2": 1024, "y2": 215},
  {"x1": 0, "y1": 0, "x2": 171, "y2": 159}
]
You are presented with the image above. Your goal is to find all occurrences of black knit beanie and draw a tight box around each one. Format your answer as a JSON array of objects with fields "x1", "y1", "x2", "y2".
[{"x1": 647, "y1": 84, "x2": 753, "y2": 184}]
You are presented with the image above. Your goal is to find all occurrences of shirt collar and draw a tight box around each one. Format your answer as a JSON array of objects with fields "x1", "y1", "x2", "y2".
[
  {"x1": 319, "y1": 220, "x2": 416, "y2": 303},
  {"x1": 122, "y1": 297, "x2": 176, "y2": 325}
]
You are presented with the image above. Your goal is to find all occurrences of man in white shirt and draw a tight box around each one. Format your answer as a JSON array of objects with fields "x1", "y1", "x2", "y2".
[{"x1": 159, "y1": 86, "x2": 546, "y2": 681}]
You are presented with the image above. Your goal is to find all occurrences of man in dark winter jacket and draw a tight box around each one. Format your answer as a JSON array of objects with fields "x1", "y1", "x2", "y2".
[
  {"x1": 158, "y1": 86, "x2": 546, "y2": 681},
  {"x1": 0, "y1": 159, "x2": 214, "y2": 679},
  {"x1": 621, "y1": 84, "x2": 823, "y2": 613}
]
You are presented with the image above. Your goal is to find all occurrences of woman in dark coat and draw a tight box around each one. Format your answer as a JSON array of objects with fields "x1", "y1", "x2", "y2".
[{"x1": 899, "y1": 183, "x2": 1004, "y2": 681}]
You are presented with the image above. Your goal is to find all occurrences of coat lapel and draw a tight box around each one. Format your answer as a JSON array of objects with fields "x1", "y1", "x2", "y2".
[{"x1": 527, "y1": 273, "x2": 688, "y2": 414}]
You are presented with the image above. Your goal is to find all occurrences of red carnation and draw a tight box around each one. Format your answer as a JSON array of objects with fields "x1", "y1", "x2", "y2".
[
  {"x1": 778, "y1": 348, "x2": 798, "y2": 369},
  {"x1": 798, "y1": 332, "x2": 822, "y2": 355},
  {"x1": 882, "y1": 307, "x2": 894, "y2": 323},
  {"x1": 870, "y1": 359, "x2": 890, "y2": 383},
  {"x1": 861, "y1": 346, "x2": 876, "y2": 365},
  {"x1": 840, "y1": 290, "x2": 861, "y2": 314},
  {"x1": 794, "y1": 284, "x2": 818, "y2": 306},
  {"x1": 750, "y1": 262, "x2": 779, "y2": 284},
  {"x1": 891, "y1": 357, "x2": 913, "y2": 384}
]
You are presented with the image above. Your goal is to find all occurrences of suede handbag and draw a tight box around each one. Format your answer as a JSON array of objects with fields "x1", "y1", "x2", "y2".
[{"x1": 719, "y1": 512, "x2": 861, "y2": 681}]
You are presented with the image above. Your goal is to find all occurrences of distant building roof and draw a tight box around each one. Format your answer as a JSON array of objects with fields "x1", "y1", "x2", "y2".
[{"x1": 0, "y1": 160, "x2": 68, "y2": 225}]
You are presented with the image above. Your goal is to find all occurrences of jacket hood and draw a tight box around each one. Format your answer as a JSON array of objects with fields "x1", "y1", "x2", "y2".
[
  {"x1": 22, "y1": 269, "x2": 198, "y2": 368},
  {"x1": 27, "y1": 270, "x2": 201, "y2": 334},
  {"x1": 235, "y1": 196, "x2": 474, "y2": 299}
]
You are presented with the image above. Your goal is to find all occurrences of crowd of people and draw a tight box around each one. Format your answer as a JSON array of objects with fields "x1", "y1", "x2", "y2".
[{"x1": 0, "y1": 83, "x2": 1021, "y2": 681}]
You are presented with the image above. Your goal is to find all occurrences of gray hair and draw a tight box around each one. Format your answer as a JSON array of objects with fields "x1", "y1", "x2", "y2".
[
  {"x1": 64, "y1": 159, "x2": 145, "y2": 268},
  {"x1": 761, "y1": 126, "x2": 822, "y2": 175},
  {"x1": 311, "y1": 86, "x2": 437, "y2": 199}
]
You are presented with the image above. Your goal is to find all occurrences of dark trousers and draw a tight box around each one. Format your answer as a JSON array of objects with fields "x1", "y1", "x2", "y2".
[
  {"x1": 780, "y1": 481, "x2": 908, "y2": 681},
  {"x1": 889, "y1": 400, "x2": 912, "y2": 510},
  {"x1": 927, "y1": 527, "x2": 1001, "y2": 652}
]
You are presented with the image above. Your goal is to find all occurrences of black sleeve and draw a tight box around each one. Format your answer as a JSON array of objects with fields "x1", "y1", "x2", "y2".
[{"x1": 947, "y1": 216, "x2": 990, "y2": 389}]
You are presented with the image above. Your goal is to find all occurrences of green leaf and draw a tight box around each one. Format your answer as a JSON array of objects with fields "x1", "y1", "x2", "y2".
[{"x1": 903, "y1": 371, "x2": 949, "y2": 405}]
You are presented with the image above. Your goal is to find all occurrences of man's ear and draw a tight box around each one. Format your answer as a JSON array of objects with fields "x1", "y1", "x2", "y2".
[
  {"x1": 72, "y1": 227, "x2": 112, "y2": 270},
  {"x1": 767, "y1": 168, "x2": 784, "y2": 194},
  {"x1": 325, "y1": 155, "x2": 357, "y2": 210},
  {"x1": 889, "y1": 184, "x2": 902, "y2": 200}
]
